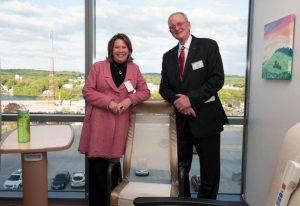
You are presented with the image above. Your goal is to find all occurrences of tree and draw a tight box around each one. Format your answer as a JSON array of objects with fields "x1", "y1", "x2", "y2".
[
  {"x1": 1, "y1": 76, "x2": 9, "y2": 85},
  {"x1": 5, "y1": 79, "x2": 17, "y2": 89},
  {"x1": 62, "y1": 108, "x2": 70, "y2": 114},
  {"x1": 150, "y1": 93, "x2": 163, "y2": 99},
  {"x1": 3, "y1": 103, "x2": 20, "y2": 113},
  {"x1": 60, "y1": 88, "x2": 72, "y2": 101},
  {"x1": 56, "y1": 77, "x2": 69, "y2": 89},
  {"x1": 3, "y1": 103, "x2": 20, "y2": 134}
]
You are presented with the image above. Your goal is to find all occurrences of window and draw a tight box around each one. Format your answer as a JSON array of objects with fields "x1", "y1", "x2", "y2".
[
  {"x1": 0, "y1": 0, "x2": 85, "y2": 115},
  {"x1": 96, "y1": 0, "x2": 249, "y2": 195},
  {"x1": 0, "y1": 0, "x2": 250, "y2": 202},
  {"x1": 96, "y1": 0, "x2": 248, "y2": 116},
  {"x1": 0, "y1": 122, "x2": 84, "y2": 194},
  {"x1": 1, "y1": 1, "x2": 86, "y2": 200}
]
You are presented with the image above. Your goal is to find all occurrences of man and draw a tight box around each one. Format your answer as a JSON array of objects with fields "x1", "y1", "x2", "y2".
[{"x1": 159, "y1": 12, "x2": 229, "y2": 199}]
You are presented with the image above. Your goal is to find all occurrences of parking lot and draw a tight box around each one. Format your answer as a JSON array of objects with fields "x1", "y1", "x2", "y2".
[{"x1": 0, "y1": 120, "x2": 243, "y2": 194}]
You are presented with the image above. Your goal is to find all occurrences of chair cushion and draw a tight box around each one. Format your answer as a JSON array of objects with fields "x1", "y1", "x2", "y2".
[{"x1": 118, "y1": 182, "x2": 172, "y2": 206}]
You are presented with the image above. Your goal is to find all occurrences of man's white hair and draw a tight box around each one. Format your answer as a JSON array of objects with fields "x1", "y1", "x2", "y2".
[{"x1": 168, "y1": 12, "x2": 189, "y2": 25}]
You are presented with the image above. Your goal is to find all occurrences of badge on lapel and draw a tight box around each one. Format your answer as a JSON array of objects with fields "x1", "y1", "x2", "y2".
[
  {"x1": 124, "y1": 80, "x2": 134, "y2": 92},
  {"x1": 192, "y1": 60, "x2": 204, "y2": 70}
]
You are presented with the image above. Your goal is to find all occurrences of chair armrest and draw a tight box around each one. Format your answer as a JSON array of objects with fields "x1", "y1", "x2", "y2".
[
  {"x1": 133, "y1": 197, "x2": 249, "y2": 206},
  {"x1": 179, "y1": 161, "x2": 188, "y2": 197},
  {"x1": 107, "y1": 158, "x2": 122, "y2": 206}
]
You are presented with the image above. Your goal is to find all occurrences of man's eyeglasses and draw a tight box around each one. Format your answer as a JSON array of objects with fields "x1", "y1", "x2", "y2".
[{"x1": 169, "y1": 21, "x2": 188, "y2": 31}]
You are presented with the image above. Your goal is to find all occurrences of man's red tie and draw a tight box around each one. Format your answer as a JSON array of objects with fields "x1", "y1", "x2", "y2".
[{"x1": 179, "y1": 46, "x2": 185, "y2": 78}]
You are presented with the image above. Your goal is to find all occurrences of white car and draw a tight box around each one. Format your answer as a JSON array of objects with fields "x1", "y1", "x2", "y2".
[
  {"x1": 135, "y1": 169, "x2": 149, "y2": 176},
  {"x1": 71, "y1": 171, "x2": 85, "y2": 188},
  {"x1": 3, "y1": 169, "x2": 22, "y2": 190}
]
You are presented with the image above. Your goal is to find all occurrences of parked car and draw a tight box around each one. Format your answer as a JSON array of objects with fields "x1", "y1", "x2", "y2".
[
  {"x1": 51, "y1": 171, "x2": 70, "y2": 190},
  {"x1": 3, "y1": 169, "x2": 22, "y2": 190},
  {"x1": 135, "y1": 169, "x2": 149, "y2": 176},
  {"x1": 71, "y1": 171, "x2": 85, "y2": 188},
  {"x1": 190, "y1": 174, "x2": 201, "y2": 192}
]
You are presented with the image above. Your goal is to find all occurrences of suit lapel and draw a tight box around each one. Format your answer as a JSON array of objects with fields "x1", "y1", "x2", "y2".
[
  {"x1": 103, "y1": 61, "x2": 119, "y2": 92},
  {"x1": 170, "y1": 45, "x2": 182, "y2": 83},
  {"x1": 118, "y1": 63, "x2": 133, "y2": 91},
  {"x1": 182, "y1": 36, "x2": 199, "y2": 81},
  {"x1": 104, "y1": 60, "x2": 133, "y2": 92}
]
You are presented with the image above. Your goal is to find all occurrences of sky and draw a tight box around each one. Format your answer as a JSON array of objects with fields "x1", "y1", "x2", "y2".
[
  {"x1": 263, "y1": 14, "x2": 294, "y2": 62},
  {"x1": 0, "y1": 0, "x2": 249, "y2": 75}
]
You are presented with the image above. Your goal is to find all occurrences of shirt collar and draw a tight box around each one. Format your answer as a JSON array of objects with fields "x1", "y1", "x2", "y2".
[{"x1": 179, "y1": 35, "x2": 192, "y2": 50}]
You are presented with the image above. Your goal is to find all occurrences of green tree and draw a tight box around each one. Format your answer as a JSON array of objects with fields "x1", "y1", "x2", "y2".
[
  {"x1": 34, "y1": 77, "x2": 49, "y2": 93},
  {"x1": 1, "y1": 76, "x2": 10, "y2": 85},
  {"x1": 60, "y1": 88, "x2": 72, "y2": 101},
  {"x1": 62, "y1": 108, "x2": 70, "y2": 114},
  {"x1": 150, "y1": 93, "x2": 163, "y2": 99},
  {"x1": 5, "y1": 79, "x2": 17, "y2": 89},
  {"x1": 56, "y1": 77, "x2": 69, "y2": 89},
  {"x1": 13, "y1": 81, "x2": 40, "y2": 96}
]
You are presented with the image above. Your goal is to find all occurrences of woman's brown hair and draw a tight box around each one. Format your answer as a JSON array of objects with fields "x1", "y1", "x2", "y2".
[{"x1": 106, "y1": 33, "x2": 134, "y2": 63}]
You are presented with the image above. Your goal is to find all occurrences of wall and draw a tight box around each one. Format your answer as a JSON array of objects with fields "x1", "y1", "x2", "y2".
[{"x1": 246, "y1": 0, "x2": 300, "y2": 205}]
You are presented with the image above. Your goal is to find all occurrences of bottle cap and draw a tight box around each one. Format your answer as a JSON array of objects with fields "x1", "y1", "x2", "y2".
[{"x1": 18, "y1": 104, "x2": 29, "y2": 113}]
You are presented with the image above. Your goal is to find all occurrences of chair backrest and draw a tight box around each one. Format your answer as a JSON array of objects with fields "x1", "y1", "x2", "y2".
[
  {"x1": 123, "y1": 100, "x2": 178, "y2": 192},
  {"x1": 264, "y1": 122, "x2": 300, "y2": 206}
]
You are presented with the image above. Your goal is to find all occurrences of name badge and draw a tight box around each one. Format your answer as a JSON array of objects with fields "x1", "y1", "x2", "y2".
[
  {"x1": 124, "y1": 80, "x2": 134, "y2": 92},
  {"x1": 192, "y1": 60, "x2": 204, "y2": 70}
]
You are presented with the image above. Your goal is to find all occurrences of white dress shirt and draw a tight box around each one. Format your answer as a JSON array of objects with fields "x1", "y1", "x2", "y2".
[{"x1": 178, "y1": 35, "x2": 192, "y2": 70}]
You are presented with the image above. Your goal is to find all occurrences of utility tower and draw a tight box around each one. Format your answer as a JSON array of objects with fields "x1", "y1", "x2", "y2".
[{"x1": 48, "y1": 28, "x2": 56, "y2": 111}]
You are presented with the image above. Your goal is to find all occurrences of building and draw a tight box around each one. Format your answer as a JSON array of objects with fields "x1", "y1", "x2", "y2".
[{"x1": 15, "y1": 74, "x2": 23, "y2": 82}]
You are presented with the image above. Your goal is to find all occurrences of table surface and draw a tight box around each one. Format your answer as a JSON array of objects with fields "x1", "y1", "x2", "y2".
[{"x1": 0, "y1": 124, "x2": 74, "y2": 153}]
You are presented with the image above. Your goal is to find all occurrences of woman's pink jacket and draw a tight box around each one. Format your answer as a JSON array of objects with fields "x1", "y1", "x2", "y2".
[{"x1": 78, "y1": 60, "x2": 150, "y2": 158}]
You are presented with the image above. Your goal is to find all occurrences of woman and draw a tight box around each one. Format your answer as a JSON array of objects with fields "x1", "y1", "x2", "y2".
[{"x1": 79, "y1": 33, "x2": 150, "y2": 206}]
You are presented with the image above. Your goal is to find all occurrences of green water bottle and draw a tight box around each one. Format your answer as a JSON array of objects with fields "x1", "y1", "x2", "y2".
[{"x1": 17, "y1": 105, "x2": 31, "y2": 143}]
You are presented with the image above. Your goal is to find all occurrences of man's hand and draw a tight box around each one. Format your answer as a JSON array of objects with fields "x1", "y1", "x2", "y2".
[
  {"x1": 180, "y1": 107, "x2": 196, "y2": 117},
  {"x1": 174, "y1": 94, "x2": 191, "y2": 112},
  {"x1": 118, "y1": 98, "x2": 132, "y2": 115}
]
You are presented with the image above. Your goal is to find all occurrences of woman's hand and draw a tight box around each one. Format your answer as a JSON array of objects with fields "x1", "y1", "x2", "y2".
[
  {"x1": 118, "y1": 98, "x2": 132, "y2": 115},
  {"x1": 109, "y1": 100, "x2": 120, "y2": 114}
]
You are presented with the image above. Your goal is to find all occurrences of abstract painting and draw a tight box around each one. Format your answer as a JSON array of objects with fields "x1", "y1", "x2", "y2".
[{"x1": 262, "y1": 14, "x2": 295, "y2": 79}]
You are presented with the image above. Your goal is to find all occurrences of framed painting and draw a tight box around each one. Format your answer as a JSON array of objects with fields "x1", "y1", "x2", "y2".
[{"x1": 262, "y1": 14, "x2": 295, "y2": 79}]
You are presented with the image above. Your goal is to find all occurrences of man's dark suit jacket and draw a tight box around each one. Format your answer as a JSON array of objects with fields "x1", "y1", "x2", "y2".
[{"x1": 159, "y1": 35, "x2": 229, "y2": 138}]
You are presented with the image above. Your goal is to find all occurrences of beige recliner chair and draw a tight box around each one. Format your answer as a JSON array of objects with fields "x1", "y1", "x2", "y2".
[
  {"x1": 264, "y1": 122, "x2": 300, "y2": 206},
  {"x1": 134, "y1": 122, "x2": 300, "y2": 206},
  {"x1": 108, "y1": 100, "x2": 181, "y2": 206}
]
